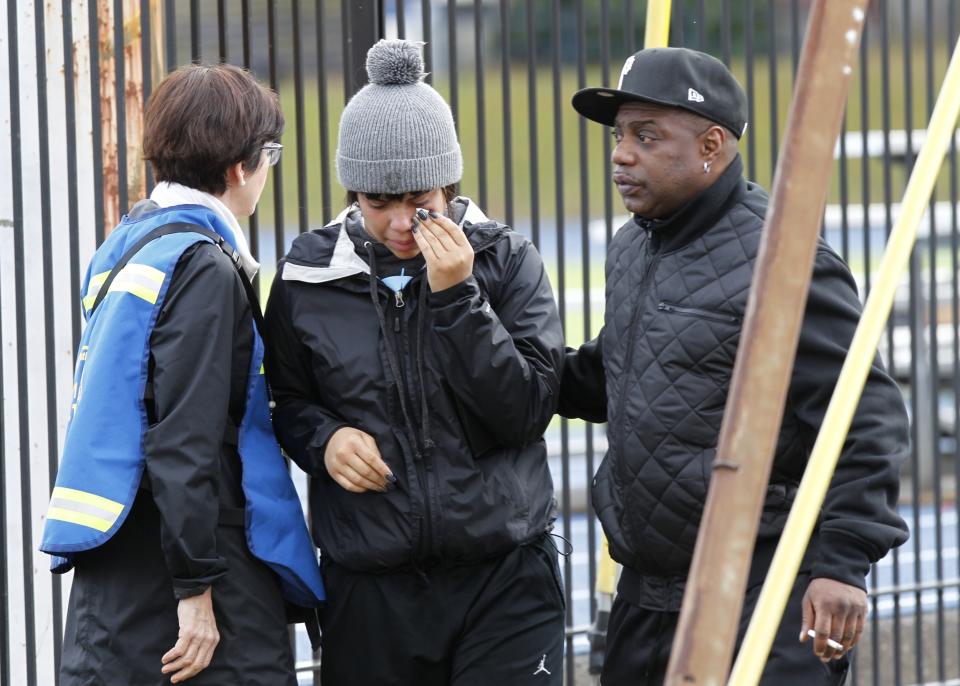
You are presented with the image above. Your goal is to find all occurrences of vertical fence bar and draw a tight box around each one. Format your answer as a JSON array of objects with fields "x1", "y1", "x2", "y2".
[
  {"x1": 576, "y1": 0, "x2": 598, "y2": 628},
  {"x1": 114, "y1": 0, "x2": 128, "y2": 216},
  {"x1": 241, "y1": 0, "x2": 251, "y2": 68},
  {"x1": 396, "y1": 0, "x2": 405, "y2": 38},
  {"x1": 217, "y1": 0, "x2": 226, "y2": 62},
  {"x1": 241, "y1": 0, "x2": 261, "y2": 290},
  {"x1": 766, "y1": 0, "x2": 778, "y2": 173},
  {"x1": 342, "y1": 1, "x2": 381, "y2": 100},
  {"x1": 164, "y1": 0, "x2": 175, "y2": 72},
  {"x1": 839, "y1": 115, "x2": 850, "y2": 262},
  {"x1": 473, "y1": 0, "x2": 486, "y2": 209},
  {"x1": 0, "y1": 211, "x2": 7, "y2": 686},
  {"x1": 923, "y1": 0, "x2": 945, "y2": 675},
  {"x1": 720, "y1": 0, "x2": 731, "y2": 66},
  {"x1": 878, "y1": 4, "x2": 902, "y2": 678},
  {"x1": 498, "y1": 0, "x2": 513, "y2": 229},
  {"x1": 879, "y1": 0, "x2": 896, "y2": 368},
  {"x1": 66, "y1": 0, "x2": 83, "y2": 363},
  {"x1": 447, "y1": 0, "x2": 457, "y2": 127},
  {"x1": 549, "y1": 3, "x2": 573, "y2": 682},
  {"x1": 696, "y1": 0, "x2": 706, "y2": 51},
  {"x1": 421, "y1": 0, "x2": 432, "y2": 84},
  {"x1": 268, "y1": 0, "x2": 284, "y2": 265},
  {"x1": 316, "y1": 0, "x2": 331, "y2": 223},
  {"x1": 292, "y1": 0, "x2": 308, "y2": 234},
  {"x1": 141, "y1": 0, "x2": 155, "y2": 190},
  {"x1": 790, "y1": 0, "x2": 800, "y2": 76},
  {"x1": 190, "y1": 0, "x2": 200, "y2": 62},
  {"x1": 1, "y1": 6, "x2": 11, "y2": 681},
  {"x1": 899, "y1": 3, "x2": 926, "y2": 681},
  {"x1": 601, "y1": 0, "x2": 612, "y2": 246},
  {"x1": 90, "y1": 0, "x2": 105, "y2": 243},
  {"x1": 525, "y1": 0, "x2": 539, "y2": 249},
  {"x1": 859, "y1": 25, "x2": 872, "y2": 298},
  {"x1": 670, "y1": 0, "x2": 683, "y2": 47},
  {"x1": 859, "y1": 24, "x2": 880, "y2": 686},
  {"x1": 7, "y1": 6, "x2": 38, "y2": 682},
  {"x1": 33, "y1": 4, "x2": 64, "y2": 678},
  {"x1": 744, "y1": 0, "x2": 756, "y2": 180},
  {"x1": 923, "y1": 2, "x2": 946, "y2": 681}
]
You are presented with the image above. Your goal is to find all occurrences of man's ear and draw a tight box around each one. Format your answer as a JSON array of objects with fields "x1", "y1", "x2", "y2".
[
  {"x1": 702, "y1": 125, "x2": 727, "y2": 162},
  {"x1": 225, "y1": 161, "x2": 246, "y2": 189}
]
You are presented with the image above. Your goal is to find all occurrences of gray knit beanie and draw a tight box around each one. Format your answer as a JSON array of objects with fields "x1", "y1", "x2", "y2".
[{"x1": 336, "y1": 40, "x2": 463, "y2": 195}]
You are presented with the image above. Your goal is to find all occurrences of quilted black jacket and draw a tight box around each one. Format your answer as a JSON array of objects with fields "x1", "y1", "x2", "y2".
[
  {"x1": 264, "y1": 198, "x2": 564, "y2": 571},
  {"x1": 560, "y1": 156, "x2": 909, "y2": 609}
]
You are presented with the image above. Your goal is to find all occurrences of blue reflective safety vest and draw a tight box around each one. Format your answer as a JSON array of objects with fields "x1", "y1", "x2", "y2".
[{"x1": 40, "y1": 205, "x2": 325, "y2": 608}]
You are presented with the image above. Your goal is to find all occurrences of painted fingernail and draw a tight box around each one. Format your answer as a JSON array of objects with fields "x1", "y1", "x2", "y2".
[
  {"x1": 411, "y1": 220, "x2": 419, "y2": 234},
  {"x1": 428, "y1": 210, "x2": 439, "y2": 218},
  {"x1": 386, "y1": 473, "x2": 397, "y2": 483},
  {"x1": 416, "y1": 208, "x2": 429, "y2": 221}
]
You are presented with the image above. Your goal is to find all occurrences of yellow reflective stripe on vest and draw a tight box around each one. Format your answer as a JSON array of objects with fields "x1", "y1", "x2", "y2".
[
  {"x1": 46, "y1": 486, "x2": 124, "y2": 533},
  {"x1": 107, "y1": 264, "x2": 166, "y2": 305},
  {"x1": 81, "y1": 271, "x2": 111, "y2": 312}
]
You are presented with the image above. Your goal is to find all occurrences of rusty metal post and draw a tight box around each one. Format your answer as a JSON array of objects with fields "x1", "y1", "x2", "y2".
[
  {"x1": 663, "y1": 2, "x2": 871, "y2": 684},
  {"x1": 122, "y1": 0, "x2": 146, "y2": 205},
  {"x1": 97, "y1": 0, "x2": 120, "y2": 232},
  {"x1": 97, "y1": 0, "x2": 152, "y2": 235}
]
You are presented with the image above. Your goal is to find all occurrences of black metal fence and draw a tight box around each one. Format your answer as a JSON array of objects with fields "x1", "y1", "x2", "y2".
[{"x1": 1, "y1": 1, "x2": 958, "y2": 684}]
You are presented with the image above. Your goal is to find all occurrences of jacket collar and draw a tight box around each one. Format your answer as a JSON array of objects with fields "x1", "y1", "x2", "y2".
[
  {"x1": 634, "y1": 154, "x2": 746, "y2": 252},
  {"x1": 280, "y1": 197, "x2": 502, "y2": 286}
]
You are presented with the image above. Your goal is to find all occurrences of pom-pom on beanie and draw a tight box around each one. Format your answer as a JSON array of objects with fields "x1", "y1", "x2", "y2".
[{"x1": 336, "y1": 39, "x2": 463, "y2": 195}]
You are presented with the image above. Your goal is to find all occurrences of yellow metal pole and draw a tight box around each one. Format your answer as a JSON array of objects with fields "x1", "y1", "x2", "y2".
[
  {"x1": 644, "y1": 0, "x2": 672, "y2": 49},
  {"x1": 728, "y1": 34, "x2": 960, "y2": 686}
]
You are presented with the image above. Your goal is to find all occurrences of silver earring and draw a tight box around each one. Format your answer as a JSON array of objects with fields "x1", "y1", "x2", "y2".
[{"x1": 703, "y1": 161, "x2": 711, "y2": 174}]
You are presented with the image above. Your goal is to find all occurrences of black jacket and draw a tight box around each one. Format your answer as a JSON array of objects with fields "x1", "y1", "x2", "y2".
[
  {"x1": 264, "y1": 198, "x2": 565, "y2": 571},
  {"x1": 61, "y1": 200, "x2": 294, "y2": 684},
  {"x1": 560, "y1": 157, "x2": 910, "y2": 609}
]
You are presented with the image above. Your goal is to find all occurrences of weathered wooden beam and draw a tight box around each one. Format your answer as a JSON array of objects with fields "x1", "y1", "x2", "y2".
[{"x1": 663, "y1": 2, "x2": 871, "y2": 684}]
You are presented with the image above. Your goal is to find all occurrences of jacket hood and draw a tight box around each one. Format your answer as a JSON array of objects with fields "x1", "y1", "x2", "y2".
[{"x1": 280, "y1": 197, "x2": 507, "y2": 285}]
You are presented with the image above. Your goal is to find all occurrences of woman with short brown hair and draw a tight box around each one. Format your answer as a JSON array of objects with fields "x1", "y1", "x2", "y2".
[{"x1": 45, "y1": 63, "x2": 323, "y2": 685}]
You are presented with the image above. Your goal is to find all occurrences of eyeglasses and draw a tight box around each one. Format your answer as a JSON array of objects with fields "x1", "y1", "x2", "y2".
[{"x1": 262, "y1": 142, "x2": 283, "y2": 167}]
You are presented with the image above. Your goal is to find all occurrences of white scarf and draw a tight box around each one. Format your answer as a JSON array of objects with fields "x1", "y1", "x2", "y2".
[{"x1": 149, "y1": 181, "x2": 260, "y2": 279}]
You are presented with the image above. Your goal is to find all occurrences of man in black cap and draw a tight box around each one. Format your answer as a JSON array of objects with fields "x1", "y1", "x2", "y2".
[{"x1": 559, "y1": 47, "x2": 909, "y2": 684}]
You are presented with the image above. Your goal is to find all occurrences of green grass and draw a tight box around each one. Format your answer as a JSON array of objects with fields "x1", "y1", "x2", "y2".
[
  {"x1": 251, "y1": 42, "x2": 956, "y2": 349},
  {"x1": 254, "y1": 42, "x2": 954, "y2": 230}
]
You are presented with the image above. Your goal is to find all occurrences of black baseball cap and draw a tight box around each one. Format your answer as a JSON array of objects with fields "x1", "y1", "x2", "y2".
[{"x1": 572, "y1": 47, "x2": 749, "y2": 139}]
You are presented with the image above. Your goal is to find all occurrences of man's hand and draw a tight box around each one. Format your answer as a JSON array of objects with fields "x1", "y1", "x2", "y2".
[
  {"x1": 161, "y1": 587, "x2": 220, "y2": 683},
  {"x1": 412, "y1": 209, "x2": 474, "y2": 293},
  {"x1": 324, "y1": 427, "x2": 393, "y2": 493},
  {"x1": 799, "y1": 577, "x2": 867, "y2": 662}
]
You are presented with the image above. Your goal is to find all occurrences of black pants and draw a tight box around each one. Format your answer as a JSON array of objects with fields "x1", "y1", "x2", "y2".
[
  {"x1": 601, "y1": 572, "x2": 850, "y2": 686},
  {"x1": 319, "y1": 535, "x2": 566, "y2": 686},
  {"x1": 60, "y1": 490, "x2": 294, "y2": 686}
]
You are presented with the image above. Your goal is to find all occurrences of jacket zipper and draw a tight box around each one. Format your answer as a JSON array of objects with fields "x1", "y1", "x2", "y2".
[
  {"x1": 392, "y1": 284, "x2": 434, "y2": 561},
  {"x1": 613, "y1": 230, "x2": 661, "y2": 451},
  {"x1": 657, "y1": 302, "x2": 741, "y2": 324}
]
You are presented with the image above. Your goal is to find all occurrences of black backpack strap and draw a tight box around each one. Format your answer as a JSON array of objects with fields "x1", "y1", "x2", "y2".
[{"x1": 89, "y1": 222, "x2": 266, "y2": 338}]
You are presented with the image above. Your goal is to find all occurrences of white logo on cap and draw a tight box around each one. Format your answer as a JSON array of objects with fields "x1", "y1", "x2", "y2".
[
  {"x1": 688, "y1": 88, "x2": 705, "y2": 103},
  {"x1": 617, "y1": 56, "x2": 636, "y2": 90}
]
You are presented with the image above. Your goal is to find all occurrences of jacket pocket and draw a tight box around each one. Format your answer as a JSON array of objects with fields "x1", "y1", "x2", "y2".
[
  {"x1": 657, "y1": 301, "x2": 742, "y2": 324},
  {"x1": 529, "y1": 535, "x2": 566, "y2": 611}
]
